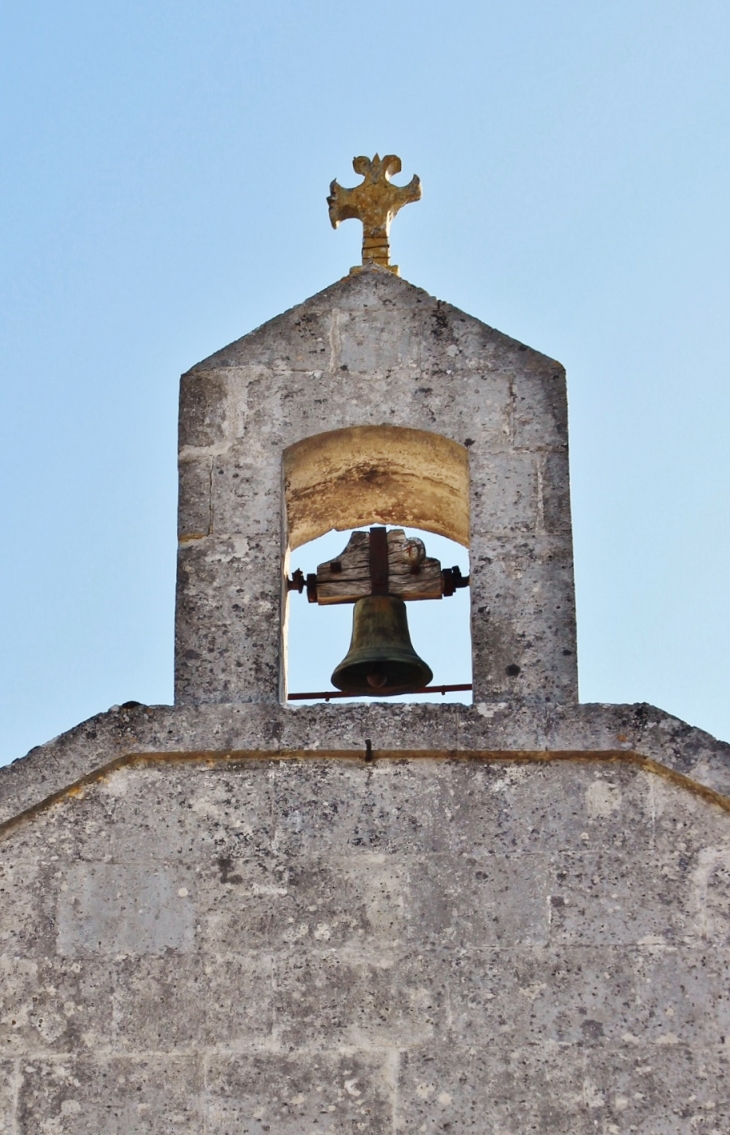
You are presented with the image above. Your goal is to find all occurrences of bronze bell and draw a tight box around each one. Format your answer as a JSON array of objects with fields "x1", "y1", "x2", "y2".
[{"x1": 331, "y1": 595, "x2": 433, "y2": 696}]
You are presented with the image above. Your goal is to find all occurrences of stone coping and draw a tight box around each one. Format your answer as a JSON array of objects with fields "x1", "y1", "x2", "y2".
[{"x1": 2, "y1": 701, "x2": 729, "y2": 829}]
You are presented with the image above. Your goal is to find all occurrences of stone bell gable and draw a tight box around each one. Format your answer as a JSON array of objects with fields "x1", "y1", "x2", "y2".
[
  {"x1": 175, "y1": 267, "x2": 576, "y2": 708},
  {"x1": 1, "y1": 186, "x2": 729, "y2": 1130}
]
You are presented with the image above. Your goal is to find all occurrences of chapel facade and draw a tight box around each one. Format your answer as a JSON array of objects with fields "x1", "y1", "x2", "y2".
[{"x1": 1, "y1": 157, "x2": 729, "y2": 1133}]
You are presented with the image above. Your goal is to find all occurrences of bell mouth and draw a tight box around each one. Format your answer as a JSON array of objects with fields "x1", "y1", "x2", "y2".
[
  {"x1": 333, "y1": 662, "x2": 431, "y2": 694},
  {"x1": 332, "y1": 658, "x2": 433, "y2": 697}
]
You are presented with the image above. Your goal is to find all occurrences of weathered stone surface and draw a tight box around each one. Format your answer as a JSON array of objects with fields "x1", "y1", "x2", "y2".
[
  {"x1": 397, "y1": 1044, "x2": 594, "y2": 1133},
  {"x1": 57, "y1": 863, "x2": 196, "y2": 957},
  {"x1": 177, "y1": 457, "x2": 212, "y2": 541},
  {"x1": 4, "y1": 267, "x2": 730, "y2": 1132},
  {"x1": 0, "y1": 955, "x2": 113, "y2": 1054},
  {"x1": 16, "y1": 1056, "x2": 202, "y2": 1134},
  {"x1": 0, "y1": 1064, "x2": 15, "y2": 1134},
  {"x1": 205, "y1": 1051, "x2": 393, "y2": 1133},
  {"x1": 1, "y1": 748, "x2": 729, "y2": 1129}
]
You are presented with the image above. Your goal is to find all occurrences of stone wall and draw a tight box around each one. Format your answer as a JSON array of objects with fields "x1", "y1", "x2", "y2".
[{"x1": 1, "y1": 735, "x2": 729, "y2": 1133}]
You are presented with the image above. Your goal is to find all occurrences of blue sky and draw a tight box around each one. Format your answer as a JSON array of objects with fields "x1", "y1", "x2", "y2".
[{"x1": 1, "y1": 0, "x2": 729, "y2": 761}]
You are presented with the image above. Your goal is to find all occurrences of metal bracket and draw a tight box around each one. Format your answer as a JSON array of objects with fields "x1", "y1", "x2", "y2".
[
  {"x1": 441, "y1": 566, "x2": 470, "y2": 597},
  {"x1": 369, "y1": 526, "x2": 389, "y2": 595},
  {"x1": 287, "y1": 568, "x2": 305, "y2": 593}
]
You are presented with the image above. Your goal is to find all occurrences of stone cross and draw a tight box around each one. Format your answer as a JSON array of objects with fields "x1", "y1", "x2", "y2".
[{"x1": 327, "y1": 153, "x2": 421, "y2": 275}]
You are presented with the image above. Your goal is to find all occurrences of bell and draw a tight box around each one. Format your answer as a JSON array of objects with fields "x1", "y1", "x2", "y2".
[{"x1": 331, "y1": 595, "x2": 433, "y2": 696}]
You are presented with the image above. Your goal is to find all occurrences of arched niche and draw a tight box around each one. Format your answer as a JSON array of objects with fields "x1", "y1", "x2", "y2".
[{"x1": 283, "y1": 425, "x2": 470, "y2": 551}]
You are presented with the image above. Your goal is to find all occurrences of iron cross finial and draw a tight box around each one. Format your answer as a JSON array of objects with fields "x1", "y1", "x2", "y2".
[{"x1": 327, "y1": 154, "x2": 421, "y2": 276}]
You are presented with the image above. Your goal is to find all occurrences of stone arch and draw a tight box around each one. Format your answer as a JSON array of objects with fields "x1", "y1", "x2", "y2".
[{"x1": 282, "y1": 424, "x2": 470, "y2": 551}]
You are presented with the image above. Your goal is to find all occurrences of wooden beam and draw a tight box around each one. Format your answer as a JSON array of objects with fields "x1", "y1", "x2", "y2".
[{"x1": 314, "y1": 529, "x2": 444, "y2": 604}]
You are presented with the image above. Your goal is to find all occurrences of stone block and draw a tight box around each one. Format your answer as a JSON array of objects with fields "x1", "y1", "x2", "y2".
[
  {"x1": 179, "y1": 370, "x2": 231, "y2": 450},
  {"x1": 275, "y1": 362, "x2": 511, "y2": 454},
  {"x1": 691, "y1": 846, "x2": 730, "y2": 945},
  {"x1": 272, "y1": 947, "x2": 444, "y2": 1049},
  {"x1": 649, "y1": 776, "x2": 730, "y2": 857},
  {"x1": 196, "y1": 852, "x2": 408, "y2": 953},
  {"x1": 468, "y1": 450, "x2": 539, "y2": 536},
  {"x1": 270, "y1": 758, "x2": 471, "y2": 858},
  {"x1": 176, "y1": 537, "x2": 279, "y2": 613},
  {"x1": 66, "y1": 762, "x2": 275, "y2": 865},
  {"x1": 512, "y1": 361, "x2": 569, "y2": 450},
  {"x1": 454, "y1": 702, "x2": 555, "y2": 751},
  {"x1": 0, "y1": 859, "x2": 56, "y2": 958},
  {"x1": 177, "y1": 457, "x2": 211, "y2": 540},
  {"x1": 192, "y1": 854, "x2": 292, "y2": 957},
  {"x1": 548, "y1": 849, "x2": 694, "y2": 946},
  {"x1": 469, "y1": 536, "x2": 578, "y2": 701},
  {"x1": 209, "y1": 460, "x2": 281, "y2": 538},
  {"x1": 632, "y1": 944, "x2": 727, "y2": 1047},
  {"x1": 585, "y1": 1043, "x2": 730, "y2": 1133},
  {"x1": 57, "y1": 864, "x2": 195, "y2": 957},
  {"x1": 195, "y1": 304, "x2": 334, "y2": 373},
  {"x1": 444, "y1": 944, "x2": 636, "y2": 1048},
  {"x1": 418, "y1": 299, "x2": 493, "y2": 366},
  {"x1": 112, "y1": 953, "x2": 274, "y2": 1052},
  {"x1": 397, "y1": 1044, "x2": 594, "y2": 1134},
  {"x1": 0, "y1": 955, "x2": 113, "y2": 1054},
  {"x1": 442, "y1": 941, "x2": 725, "y2": 1051},
  {"x1": 205, "y1": 1050, "x2": 393, "y2": 1134},
  {"x1": 176, "y1": 621, "x2": 279, "y2": 705},
  {"x1": 355, "y1": 758, "x2": 529, "y2": 858},
  {"x1": 405, "y1": 852, "x2": 550, "y2": 948},
  {"x1": 0, "y1": 1062, "x2": 15, "y2": 1134},
  {"x1": 540, "y1": 449, "x2": 573, "y2": 534},
  {"x1": 336, "y1": 305, "x2": 423, "y2": 373},
  {"x1": 16, "y1": 1056, "x2": 202, "y2": 1134},
  {"x1": 0, "y1": 807, "x2": 77, "y2": 865},
  {"x1": 175, "y1": 540, "x2": 280, "y2": 704},
  {"x1": 271, "y1": 703, "x2": 460, "y2": 754},
  {"x1": 396, "y1": 363, "x2": 513, "y2": 452},
  {"x1": 469, "y1": 763, "x2": 655, "y2": 855}
]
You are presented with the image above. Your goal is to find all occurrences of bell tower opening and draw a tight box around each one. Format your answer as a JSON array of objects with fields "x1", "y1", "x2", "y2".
[
  {"x1": 282, "y1": 425, "x2": 472, "y2": 704},
  {"x1": 286, "y1": 525, "x2": 472, "y2": 704}
]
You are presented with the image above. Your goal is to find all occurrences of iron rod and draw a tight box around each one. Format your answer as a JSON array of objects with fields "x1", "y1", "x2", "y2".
[{"x1": 287, "y1": 683, "x2": 472, "y2": 702}]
